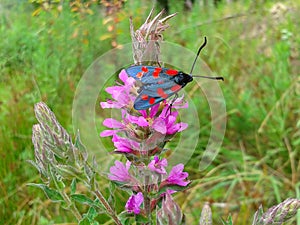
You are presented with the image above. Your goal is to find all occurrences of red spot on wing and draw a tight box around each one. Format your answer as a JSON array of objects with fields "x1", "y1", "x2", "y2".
[
  {"x1": 166, "y1": 69, "x2": 178, "y2": 76},
  {"x1": 157, "y1": 80, "x2": 164, "y2": 84},
  {"x1": 149, "y1": 97, "x2": 155, "y2": 105},
  {"x1": 153, "y1": 71, "x2": 160, "y2": 78},
  {"x1": 157, "y1": 88, "x2": 168, "y2": 99},
  {"x1": 141, "y1": 66, "x2": 148, "y2": 72},
  {"x1": 137, "y1": 72, "x2": 144, "y2": 78},
  {"x1": 152, "y1": 67, "x2": 162, "y2": 78},
  {"x1": 170, "y1": 84, "x2": 182, "y2": 92},
  {"x1": 141, "y1": 94, "x2": 148, "y2": 100}
]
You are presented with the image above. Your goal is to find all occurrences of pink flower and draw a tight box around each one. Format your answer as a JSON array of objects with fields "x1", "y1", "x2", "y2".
[
  {"x1": 148, "y1": 156, "x2": 168, "y2": 174},
  {"x1": 165, "y1": 164, "x2": 190, "y2": 186},
  {"x1": 157, "y1": 108, "x2": 188, "y2": 135},
  {"x1": 125, "y1": 192, "x2": 144, "y2": 214},
  {"x1": 136, "y1": 100, "x2": 188, "y2": 135},
  {"x1": 100, "y1": 70, "x2": 136, "y2": 109},
  {"x1": 112, "y1": 135, "x2": 139, "y2": 153},
  {"x1": 100, "y1": 109, "x2": 149, "y2": 137},
  {"x1": 100, "y1": 118, "x2": 126, "y2": 137},
  {"x1": 108, "y1": 160, "x2": 132, "y2": 182}
]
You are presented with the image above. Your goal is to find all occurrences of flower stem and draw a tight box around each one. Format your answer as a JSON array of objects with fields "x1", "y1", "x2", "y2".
[{"x1": 144, "y1": 175, "x2": 152, "y2": 224}]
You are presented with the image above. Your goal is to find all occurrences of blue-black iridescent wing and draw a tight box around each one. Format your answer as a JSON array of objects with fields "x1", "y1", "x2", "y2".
[{"x1": 126, "y1": 66, "x2": 183, "y2": 110}]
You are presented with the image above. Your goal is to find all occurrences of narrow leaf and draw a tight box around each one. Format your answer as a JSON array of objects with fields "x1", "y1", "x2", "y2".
[
  {"x1": 27, "y1": 183, "x2": 64, "y2": 202},
  {"x1": 71, "y1": 194, "x2": 94, "y2": 206},
  {"x1": 71, "y1": 178, "x2": 77, "y2": 194}
]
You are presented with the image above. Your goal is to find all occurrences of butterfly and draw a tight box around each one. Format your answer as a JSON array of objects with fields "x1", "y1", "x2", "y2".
[{"x1": 125, "y1": 37, "x2": 224, "y2": 110}]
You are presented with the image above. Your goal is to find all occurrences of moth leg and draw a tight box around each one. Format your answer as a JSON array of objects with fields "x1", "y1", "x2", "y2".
[{"x1": 165, "y1": 93, "x2": 178, "y2": 116}]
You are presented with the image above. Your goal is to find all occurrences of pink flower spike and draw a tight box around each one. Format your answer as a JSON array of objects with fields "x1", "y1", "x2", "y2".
[
  {"x1": 125, "y1": 192, "x2": 144, "y2": 214},
  {"x1": 108, "y1": 160, "x2": 132, "y2": 182},
  {"x1": 166, "y1": 164, "x2": 190, "y2": 186},
  {"x1": 148, "y1": 156, "x2": 168, "y2": 174}
]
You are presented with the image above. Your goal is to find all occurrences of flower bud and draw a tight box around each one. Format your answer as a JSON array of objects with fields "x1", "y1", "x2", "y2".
[
  {"x1": 253, "y1": 198, "x2": 300, "y2": 225},
  {"x1": 157, "y1": 192, "x2": 185, "y2": 225}
]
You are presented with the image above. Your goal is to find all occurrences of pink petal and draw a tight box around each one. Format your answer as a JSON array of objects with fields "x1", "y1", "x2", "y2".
[
  {"x1": 119, "y1": 69, "x2": 129, "y2": 83},
  {"x1": 149, "y1": 104, "x2": 160, "y2": 118},
  {"x1": 106, "y1": 86, "x2": 123, "y2": 94},
  {"x1": 103, "y1": 118, "x2": 124, "y2": 128},
  {"x1": 139, "y1": 110, "x2": 147, "y2": 118},
  {"x1": 127, "y1": 114, "x2": 148, "y2": 126},
  {"x1": 152, "y1": 118, "x2": 167, "y2": 134},
  {"x1": 177, "y1": 122, "x2": 188, "y2": 132},
  {"x1": 100, "y1": 101, "x2": 122, "y2": 109},
  {"x1": 100, "y1": 130, "x2": 119, "y2": 137}
]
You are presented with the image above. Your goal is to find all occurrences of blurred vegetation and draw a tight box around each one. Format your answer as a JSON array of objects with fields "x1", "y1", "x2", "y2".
[{"x1": 0, "y1": 0, "x2": 299, "y2": 224}]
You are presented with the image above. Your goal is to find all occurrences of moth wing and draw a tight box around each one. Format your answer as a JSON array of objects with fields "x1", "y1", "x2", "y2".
[
  {"x1": 125, "y1": 66, "x2": 156, "y2": 80},
  {"x1": 142, "y1": 78, "x2": 183, "y2": 97},
  {"x1": 133, "y1": 79, "x2": 182, "y2": 110},
  {"x1": 134, "y1": 95, "x2": 164, "y2": 110}
]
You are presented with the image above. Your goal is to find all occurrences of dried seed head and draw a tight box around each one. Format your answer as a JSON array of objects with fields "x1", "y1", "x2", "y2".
[{"x1": 130, "y1": 9, "x2": 177, "y2": 65}]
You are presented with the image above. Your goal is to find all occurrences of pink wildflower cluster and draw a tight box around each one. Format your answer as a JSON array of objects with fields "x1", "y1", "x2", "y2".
[
  {"x1": 100, "y1": 69, "x2": 190, "y2": 216},
  {"x1": 108, "y1": 157, "x2": 190, "y2": 215},
  {"x1": 100, "y1": 70, "x2": 188, "y2": 157}
]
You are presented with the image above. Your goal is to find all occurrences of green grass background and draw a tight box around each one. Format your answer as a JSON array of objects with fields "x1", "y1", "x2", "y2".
[{"x1": 0, "y1": 0, "x2": 299, "y2": 224}]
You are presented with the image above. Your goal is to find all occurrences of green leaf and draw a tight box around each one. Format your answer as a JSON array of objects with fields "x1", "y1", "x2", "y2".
[
  {"x1": 75, "y1": 130, "x2": 87, "y2": 154},
  {"x1": 71, "y1": 178, "x2": 77, "y2": 194},
  {"x1": 119, "y1": 211, "x2": 134, "y2": 225},
  {"x1": 71, "y1": 194, "x2": 103, "y2": 209},
  {"x1": 71, "y1": 194, "x2": 94, "y2": 206},
  {"x1": 79, "y1": 206, "x2": 101, "y2": 225},
  {"x1": 79, "y1": 217, "x2": 90, "y2": 225},
  {"x1": 49, "y1": 165, "x2": 65, "y2": 189},
  {"x1": 108, "y1": 182, "x2": 116, "y2": 207},
  {"x1": 27, "y1": 183, "x2": 64, "y2": 202},
  {"x1": 86, "y1": 206, "x2": 98, "y2": 221},
  {"x1": 135, "y1": 214, "x2": 149, "y2": 223},
  {"x1": 221, "y1": 214, "x2": 233, "y2": 225}
]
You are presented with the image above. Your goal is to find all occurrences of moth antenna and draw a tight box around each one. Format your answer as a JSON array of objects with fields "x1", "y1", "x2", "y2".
[
  {"x1": 193, "y1": 75, "x2": 224, "y2": 81},
  {"x1": 190, "y1": 36, "x2": 207, "y2": 75}
]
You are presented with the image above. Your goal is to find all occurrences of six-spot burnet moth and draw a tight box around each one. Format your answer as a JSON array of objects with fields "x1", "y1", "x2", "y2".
[{"x1": 126, "y1": 37, "x2": 224, "y2": 110}]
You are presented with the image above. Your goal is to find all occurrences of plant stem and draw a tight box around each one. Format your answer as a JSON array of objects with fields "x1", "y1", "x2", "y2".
[
  {"x1": 94, "y1": 190, "x2": 122, "y2": 225},
  {"x1": 61, "y1": 192, "x2": 82, "y2": 221},
  {"x1": 144, "y1": 175, "x2": 152, "y2": 224}
]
